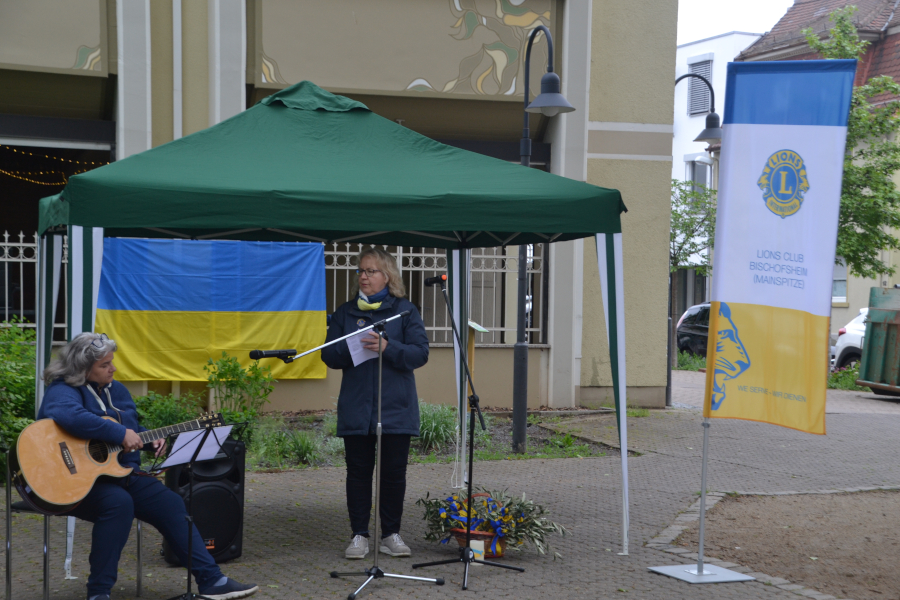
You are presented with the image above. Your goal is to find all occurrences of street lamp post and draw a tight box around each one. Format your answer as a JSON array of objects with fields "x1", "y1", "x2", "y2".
[
  {"x1": 667, "y1": 73, "x2": 722, "y2": 406},
  {"x1": 513, "y1": 25, "x2": 575, "y2": 453},
  {"x1": 675, "y1": 73, "x2": 722, "y2": 144}
]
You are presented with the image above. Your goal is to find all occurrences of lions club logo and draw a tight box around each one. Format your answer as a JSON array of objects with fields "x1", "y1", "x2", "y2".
[
  {"x1": 757, "y1": 150, "x2": 809, "y2": 218},
  {"x1": 357, "y1": 318, "x2": 367, "y2": 328}
]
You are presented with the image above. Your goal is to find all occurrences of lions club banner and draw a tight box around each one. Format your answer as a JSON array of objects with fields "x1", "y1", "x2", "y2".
[
  {"x1": 704, "y1": 60, "x2": 857, "y2": 434},
  {"x1": 95, "y1": 239, "x2": 326, "y2": 381}
]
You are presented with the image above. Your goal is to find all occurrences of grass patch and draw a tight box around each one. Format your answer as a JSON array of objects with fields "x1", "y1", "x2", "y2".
[
  {"x1": 244, "y1": 405, "x2": 619, "y2": 470},
  {"x1": 417, "y1": 401, "x2": 457, "y2": 453},
  {"x1": 599, "y1": 403, "x2": 650, "y2": 418},
  {"x1": 827, "y1": 363, "x2": 870, "y2": 391},
  {"x1": 675, "y1": 350, "x2": 706, "y2": 371}
]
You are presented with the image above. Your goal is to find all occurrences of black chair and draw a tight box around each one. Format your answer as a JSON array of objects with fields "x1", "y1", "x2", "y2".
[{"x1": 5, "y1": 451, "x2": 143, "y2": 600}]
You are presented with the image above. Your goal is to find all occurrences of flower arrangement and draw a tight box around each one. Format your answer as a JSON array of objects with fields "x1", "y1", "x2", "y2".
[{"x1": 416, "y1": 487, "x2": 569, "y2": 558}]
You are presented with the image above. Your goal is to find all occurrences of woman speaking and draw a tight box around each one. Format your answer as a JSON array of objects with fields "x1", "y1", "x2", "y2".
[{"x1": 321, "y1": 246, "x2": 429, "y2": 560}]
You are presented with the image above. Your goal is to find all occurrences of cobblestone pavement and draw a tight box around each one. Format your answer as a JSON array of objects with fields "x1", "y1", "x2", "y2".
[
  {"x1": 671, "y1": 370, "x2": 900, "y2": 415},
  {"x1": 3, "y1": 375, "x2": 898, "y2": 600}
]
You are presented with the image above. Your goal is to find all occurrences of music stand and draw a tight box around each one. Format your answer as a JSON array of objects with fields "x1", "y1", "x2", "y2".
[{"x1": 155, "y1": 424, "x2": 232, "y2": 600}]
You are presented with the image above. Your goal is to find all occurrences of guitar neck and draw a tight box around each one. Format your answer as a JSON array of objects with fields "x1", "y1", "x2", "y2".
[{"x1": 137, "y1": 419, "x2": 208, "y2": 444}]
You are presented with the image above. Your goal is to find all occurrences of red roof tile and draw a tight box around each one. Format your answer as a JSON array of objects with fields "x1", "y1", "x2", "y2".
[{"x1": 739, "y1": 0, "x2": 900, "y2": 60}]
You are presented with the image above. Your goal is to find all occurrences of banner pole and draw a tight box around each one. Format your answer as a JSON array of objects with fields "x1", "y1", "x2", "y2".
[{"x1": 695, "y1": 419, "x2": 711, "y2": 575}]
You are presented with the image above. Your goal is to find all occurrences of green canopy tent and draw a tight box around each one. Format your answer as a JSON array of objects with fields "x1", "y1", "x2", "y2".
[{"x1": 37, "y1": 81, "x2": 631, "y2": 553}]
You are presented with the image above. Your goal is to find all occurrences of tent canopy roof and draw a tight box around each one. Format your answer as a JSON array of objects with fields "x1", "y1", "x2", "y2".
[{"x1": 39, "y1": 81, "x2": 625, "y2": 248}]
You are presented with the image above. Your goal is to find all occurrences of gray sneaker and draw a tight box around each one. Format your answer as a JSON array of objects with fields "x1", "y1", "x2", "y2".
[
  {"x1": 379, "y1": 533, "x2": 411, "y2": 557},
  {"x1": 345, "y1": 534, "x2": 369, "y2": 559}
]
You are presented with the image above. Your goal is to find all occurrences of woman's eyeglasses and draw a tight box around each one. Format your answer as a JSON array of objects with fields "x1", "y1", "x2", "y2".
[
  {"x1": 356, "y1": 268, "x2": 383, "y2": 277},
  {"x1": 90, "y1": 333, "x2": 109, "y2": 348}
]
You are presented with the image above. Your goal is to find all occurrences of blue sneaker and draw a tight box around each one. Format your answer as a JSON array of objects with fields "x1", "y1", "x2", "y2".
[{"x1": 198, "y1": 578, "x2": 259, "y2": 599}]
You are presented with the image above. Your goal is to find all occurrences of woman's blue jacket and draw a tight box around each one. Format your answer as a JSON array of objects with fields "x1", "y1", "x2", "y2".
[
  {"x1": 321, "y1": 295, "x2": 428, "y2": 437},
  {"x1": 38, "y1": 379, "x2": 146, "y2": 470}
]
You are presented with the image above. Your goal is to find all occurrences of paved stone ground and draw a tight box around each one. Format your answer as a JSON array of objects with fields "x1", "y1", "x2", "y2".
[{"x1": 3, "y1": 375, "x2": 899, "y2": 600}]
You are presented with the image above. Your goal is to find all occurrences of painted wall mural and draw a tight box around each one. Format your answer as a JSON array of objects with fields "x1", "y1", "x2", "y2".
[
  {"x1": 72, "y1": 45, "x2": 102, "y2": 71},
  {"x1": 0, "y1": 0, "x2": 104, "y2": 76},
  {"x1": 406, "y1": 0, "x2": 550, "y2": 96},
  {"x1": 258, "y1": 0, "x2": 553, "y2": 98}
]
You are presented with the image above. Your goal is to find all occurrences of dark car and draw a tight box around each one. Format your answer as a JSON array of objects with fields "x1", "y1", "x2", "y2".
[{"x1": 676, "y1": 302, "x2": 710, "y2": 356}]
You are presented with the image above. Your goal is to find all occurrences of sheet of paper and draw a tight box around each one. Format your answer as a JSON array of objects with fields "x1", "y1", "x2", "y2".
[
  {"x1": 160, "y1": 425, "x2": 233, "y2": 468},
  {"x1": 347, "y1": 331, "x2": 378, "y2": 366}
]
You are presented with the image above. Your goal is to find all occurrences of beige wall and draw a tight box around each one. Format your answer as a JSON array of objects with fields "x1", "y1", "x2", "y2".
[
  {"x1": 151, "y1": 0, "x2": 174, "y2": 148},
  {"x1": 123, "y1": 347, "x2": 548, "y2": 412},
  {"x1": 590, "y1": 0, "x2": 677, "y2": 124},
  {"x1": 182, "y1": 0, "x2": 209, "y2": 136},
  {"x1": 582, "y1": 161, "x2": 672, "y2": 403},
  {"x1": 579, "y1": 0, "x2": 677, "y2": 408}
]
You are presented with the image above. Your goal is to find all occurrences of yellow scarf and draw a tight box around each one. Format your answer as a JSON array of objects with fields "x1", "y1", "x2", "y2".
[
  {"x1": 357, "y1": 297, "x2": 382, "y2": 311},
  {"x1": 357, "y1": 289, "x2": 387, "y2": 311}
]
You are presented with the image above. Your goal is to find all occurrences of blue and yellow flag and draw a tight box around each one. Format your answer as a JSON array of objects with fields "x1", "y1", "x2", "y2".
[
  {"x1": 704, "y1": 60, "x2": 857, "y2": 434},
  {"x1": 95, "y1": 239, "x2": 326, "y2": 381}
]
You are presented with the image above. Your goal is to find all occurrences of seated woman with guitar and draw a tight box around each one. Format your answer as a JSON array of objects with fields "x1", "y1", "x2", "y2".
[{"x1": 38, "y1": 332, "x2": 258, "y2": 600}]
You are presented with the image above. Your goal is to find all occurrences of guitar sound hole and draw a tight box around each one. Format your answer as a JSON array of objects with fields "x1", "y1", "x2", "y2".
[{"x1": 88, "y1": 442, "x2": 109, "y2": 463}]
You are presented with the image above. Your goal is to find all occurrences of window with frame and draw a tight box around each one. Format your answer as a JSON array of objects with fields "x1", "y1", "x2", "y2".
[
  {"x1": 833, "y1": 257, "x2": 847, "y2": 303},
  {"x1": 688, "y1": 60, "x2": 712, "y2": 115}
]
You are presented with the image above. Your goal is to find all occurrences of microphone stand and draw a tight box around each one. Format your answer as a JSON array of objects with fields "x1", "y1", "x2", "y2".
[
  {"x1": 411, "y1": 277, "x2": 525, "y2": 589},
  {"x1": 256, "y1": 311, "x2": 444, "y2": 599}
]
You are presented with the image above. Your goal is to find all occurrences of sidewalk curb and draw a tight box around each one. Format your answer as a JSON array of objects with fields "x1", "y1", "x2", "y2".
[{"x1": 645, "y1": 487, "x2": 899, "y2": 600}]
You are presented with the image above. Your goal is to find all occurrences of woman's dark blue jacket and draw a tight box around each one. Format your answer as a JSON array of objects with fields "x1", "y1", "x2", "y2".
[
  {"x1": 38, "y1": 379, "x2": 146, "y2": 470},
  {"x1": 321, "y1": 295, "x2": 428, "y2": 437}
]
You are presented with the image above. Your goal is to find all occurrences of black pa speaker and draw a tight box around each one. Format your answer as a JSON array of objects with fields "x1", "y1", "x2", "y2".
[{"x1": 163, "y1": 438, "x2": 245, "y2": 564}]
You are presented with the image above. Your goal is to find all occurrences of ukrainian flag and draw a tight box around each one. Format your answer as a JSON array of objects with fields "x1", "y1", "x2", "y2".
[{"x1": 95, "y1": 238, "x2": 326, "y2": 381}]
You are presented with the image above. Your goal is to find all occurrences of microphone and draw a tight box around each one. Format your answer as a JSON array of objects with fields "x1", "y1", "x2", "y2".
[
  {"x1": 249, "y1": 349, "x2": 297, "y2": 360},
  {"x1": 424, "y1": 274, "x2": 447, "y2": 287}
]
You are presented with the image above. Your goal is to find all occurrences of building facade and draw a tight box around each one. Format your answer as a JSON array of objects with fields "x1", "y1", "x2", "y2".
[
  {"x1": 0, "y1": 0, "x2": 677, "y2": 409},
  {"x1": 670, "y1": 31, "x2": 760, "y2": 321}
]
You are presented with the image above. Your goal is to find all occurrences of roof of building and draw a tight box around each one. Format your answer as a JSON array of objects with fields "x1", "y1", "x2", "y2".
[
  {"x1": 677, "y1": 31, "x2": 762, "y2": 49},
  {"x1": 738, "y1": 0, "x2": 900, "y2": 61}
]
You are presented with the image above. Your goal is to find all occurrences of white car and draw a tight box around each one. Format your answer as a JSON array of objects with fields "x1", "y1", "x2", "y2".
[{"x1": 833, "y1": 308, "x2": 867, "y2": 370}]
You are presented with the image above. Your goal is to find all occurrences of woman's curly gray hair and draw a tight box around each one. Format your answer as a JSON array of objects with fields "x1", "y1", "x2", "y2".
[{"x1": 43, "y1": 332, "x2": 118, "y2": 387}]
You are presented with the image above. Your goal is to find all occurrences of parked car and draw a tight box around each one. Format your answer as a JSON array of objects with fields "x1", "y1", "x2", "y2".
[
  {"x1": 676, "y1": 302, "x2": 710, "y2": 356},
  {"x1": 833, "y1": 308, "x2": 867, "y2": 370}
]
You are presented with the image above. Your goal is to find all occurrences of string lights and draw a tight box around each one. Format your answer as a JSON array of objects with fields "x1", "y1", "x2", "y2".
[
  {"x1": 1, "y1": 144, "x2": 109, "y2": 166},
  {"x1": 0, "y1": 168, "x2": 68, "y2": 186}
]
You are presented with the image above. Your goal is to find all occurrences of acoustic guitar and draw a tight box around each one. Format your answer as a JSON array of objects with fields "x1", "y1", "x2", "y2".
[{"x1": 9, "y1": 413, "x2": 224, "y2": 515}]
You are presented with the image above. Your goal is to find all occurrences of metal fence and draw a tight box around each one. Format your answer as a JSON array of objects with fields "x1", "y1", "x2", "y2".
[
  {"x1": 324, "y1": 243, "x2": 546, "y2": 345},
  {"x1": 1, "y1": 233, "x2": 547, "y2": 346}
]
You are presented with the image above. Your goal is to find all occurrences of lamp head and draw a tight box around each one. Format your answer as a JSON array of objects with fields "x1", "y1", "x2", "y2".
[
  {"x1": 694, "y1": 112, "x2": 722, "y2": 144},
  {"x1": 526, "y1": 72, "x2": 575, "y2": 117}
]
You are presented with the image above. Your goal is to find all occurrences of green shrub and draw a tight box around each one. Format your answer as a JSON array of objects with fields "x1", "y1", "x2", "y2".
[
  {"x1": 0, "y1": 318, "x2": 37, "y2": 420},
  {"x1": 285, "y1": 430, "x2": 319, "y2": 465},
  {"x1": 418, "y1": 401, "x2": 457, "y2": 452},
  {"x1": 828, "y1": 364, "x2": 869, "y2": 391},
  {"x1": 133, "y1": 391, "x2": 203, "y2": 431},
  {"x1": 321, "y1": 436, "x2": 345, "y2": 456},
  {"x1": 0, "y1": 320, "x2": 36, "y2": 472},
  {"x1": 676, "y1": 350, "x2": 706, "y2": 371},
  {"x1": 248, "y1": 416, "x2": 321, "y2": 468},
  {"x1": 205, "y1": 352, "x2": 275, "y2": 437},
  {"x1": 321, "y1": 411, "x2": 338, "y2": 437},
  {"x1": 474, "y1": 412, "x2": 494, "y2": 448}
]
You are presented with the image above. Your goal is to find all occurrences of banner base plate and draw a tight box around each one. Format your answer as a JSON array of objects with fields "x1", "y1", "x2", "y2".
[{"x1": 648, "y1": 564, "x2": 755, "y2": 584}]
